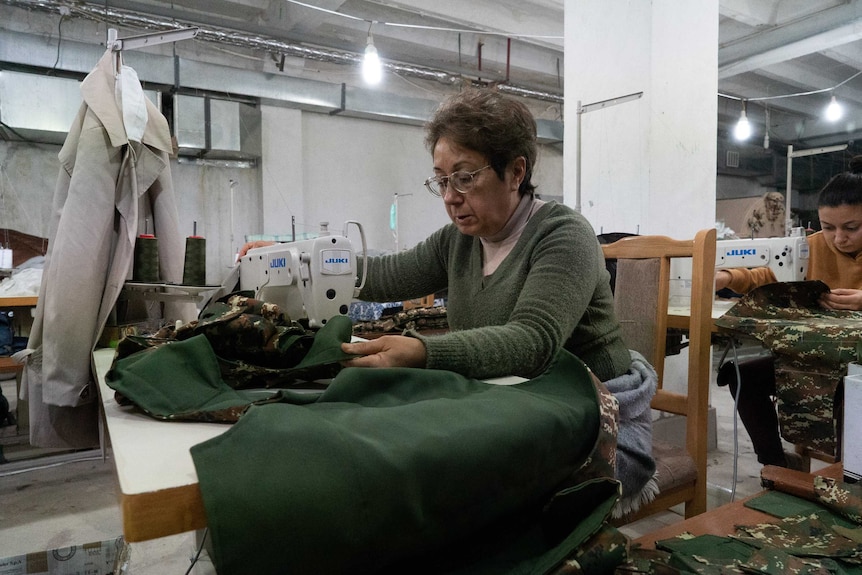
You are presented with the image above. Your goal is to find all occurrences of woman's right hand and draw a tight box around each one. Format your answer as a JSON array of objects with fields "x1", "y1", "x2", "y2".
[
  {"x1": 714, "y1": 270, "x2": 732, "y2": 291},
  {"x1": 238, "y1": 240, "x2": 275, "y2": 258},
  {"x1": 820, "y1": 288, "x2": 862, "y2": 311}
]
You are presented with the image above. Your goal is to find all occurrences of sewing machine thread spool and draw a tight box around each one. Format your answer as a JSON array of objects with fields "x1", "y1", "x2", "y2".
[
  {"x1": 0, "y1": 248, "x2": 12, "y2": 270},
  {"x1": 182, "y1": 236, "x2": 206, "y2": 286},
  {"x1": 133, "y1": 234, "x2": 159, "y2": 282}
]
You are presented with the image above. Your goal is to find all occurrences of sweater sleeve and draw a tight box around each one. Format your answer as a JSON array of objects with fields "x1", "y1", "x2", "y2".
[
  {"x1": 357, "y1": 227, "x2": 451, "y2": 303},
  {"x1": 724, "y1": 266, "x2": 777, "y2": 293},
  {"x1": 419, "y1": 208, "x2": 612, "y2": 379}
]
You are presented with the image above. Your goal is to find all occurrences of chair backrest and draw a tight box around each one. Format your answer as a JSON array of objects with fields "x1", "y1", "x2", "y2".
[{"x1": 602, "y1": 228, "x2": 717, "y2": 519}]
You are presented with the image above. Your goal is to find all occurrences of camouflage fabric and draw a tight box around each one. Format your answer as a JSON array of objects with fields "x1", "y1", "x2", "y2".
[
  {"x1": 571, "y1": 375, "x2": 619, "y2": 485},
  {"x1": 734, "y1": 513, "x2": 862, "y2": 560},
  {"x1": 715, "y1": 281, "x2": 862, "y2": 457},
  {"x1": 621, "y1": 528, "x2": 862, "y2": 574},
  {"x1": 615, "y1": 547, "x2": 683, "y2": 574},
  {"x1": 550, "y1": 523, "x2": 628, "y2": 574},
  {"x1": 352, "y1": 305, "x2": 449, "y2": 334},
  {"x1": 815, "y1": 476, "x2": 862, "y2": 525},
  {"x1": 117, "y1": 291, "x2": 343, "y2": 388},
  {"x1": 741, "y1": 547, "x2": 840, "y2": 574}
]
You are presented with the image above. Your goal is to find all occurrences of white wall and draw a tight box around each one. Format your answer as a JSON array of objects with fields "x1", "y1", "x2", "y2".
[
  {"x1": 564, "y1": 0, "x2": 718, "y2": 239},
  {"x1": 257, "y1": 109, "x2": 564, "y2": 256}
]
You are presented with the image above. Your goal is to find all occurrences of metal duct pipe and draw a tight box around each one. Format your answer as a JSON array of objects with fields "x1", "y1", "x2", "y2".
[{"x1": 2, "y1": 0, "x2": 564, "y2": 105}]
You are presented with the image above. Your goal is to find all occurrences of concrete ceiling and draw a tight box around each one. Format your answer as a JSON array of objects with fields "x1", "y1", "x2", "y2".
[
  {"x1": 78, "y1": 0, "x2": 862, "y2": 140},
  {"x1": 7, "y1": 0, "x2": 862, "y2": 185}
]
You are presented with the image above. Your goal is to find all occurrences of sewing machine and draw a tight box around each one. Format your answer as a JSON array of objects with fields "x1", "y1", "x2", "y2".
[
  {"x1": 715, "y1": 232, "x2": 809, "y2": 283},
  {"x1": 667, "y1": 231, "x2": 809, "y2": 305},
  {"x1": 239, "y1": 221, "x2": 367, "y2": 328}
]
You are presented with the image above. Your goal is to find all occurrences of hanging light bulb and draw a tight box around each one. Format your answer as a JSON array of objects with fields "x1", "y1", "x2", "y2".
[
  {"x1": 362, "y1": 28, "x2": 383, "y2": 85},
  {"x1": 825, "y1": 94, "x2": 843, "y2": 122},
  {"x1": 733, "y1": 101, "x2": 752, "y2": 141}
]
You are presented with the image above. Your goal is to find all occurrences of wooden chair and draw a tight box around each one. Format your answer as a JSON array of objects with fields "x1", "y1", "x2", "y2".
[{"x1": 602, "y1": 228, "x2": 717, "y2": 520}]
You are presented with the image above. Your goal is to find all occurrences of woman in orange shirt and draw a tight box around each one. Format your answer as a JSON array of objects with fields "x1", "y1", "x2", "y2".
[{"x1": 717, "y1": 155, "x2": 862, "y2": 468}]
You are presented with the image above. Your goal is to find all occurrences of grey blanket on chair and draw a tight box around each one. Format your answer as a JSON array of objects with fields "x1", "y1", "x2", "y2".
[{"x1": 604, "y1": 350, "x2": 658, "y2": 517}]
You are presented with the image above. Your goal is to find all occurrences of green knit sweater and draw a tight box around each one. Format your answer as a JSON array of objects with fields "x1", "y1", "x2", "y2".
[{"x1": 359, "y1": 201, "x2": 631, "y2": 381}]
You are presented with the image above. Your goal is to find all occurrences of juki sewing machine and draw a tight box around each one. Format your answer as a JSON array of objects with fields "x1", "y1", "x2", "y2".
[
  {"x1": 239, "y1": 221, "x2": 367, "y2": 328},
  {"x1": 715, "y1": 230, "x2": 809, "y2": 283},
  {"x1": 668, "y1": 230, "x2": 809, "y2": 304}
]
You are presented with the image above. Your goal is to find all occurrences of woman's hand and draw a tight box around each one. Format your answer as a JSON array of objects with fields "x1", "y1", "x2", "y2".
[
  {"x1": 341, "y1": 336, "x2": 427, "y2": 369},
  {"x1": 820, "y1": 288, "x2": 862, "y2": 311},
  {"x1": 238, "y1": 240, "x2": 275, "y2": 258},
  {"x1": 714, "y1": 270, "x2": 732, "y2": 291}
]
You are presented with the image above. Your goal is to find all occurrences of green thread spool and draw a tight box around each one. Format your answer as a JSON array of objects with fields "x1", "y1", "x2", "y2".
[
  {"x1": 183, "y1": 236, "x2": 207, "y2": 285},
  {"x1": 133, "y1": 234, "x2": 160, "y2": 283}
]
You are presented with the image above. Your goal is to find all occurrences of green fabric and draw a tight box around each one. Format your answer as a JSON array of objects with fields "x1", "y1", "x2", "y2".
[
  {"x1": 745, "y1": 490, "x2": 859, "y2": 530},
  {"x1": 745, "y1": 490, "x2": 839, "y2": 519},
  {"x1": 105, "y1": 315, "x2": 355, "y2": 421},
  {"x1": 190, "y1": 349, "x2": 619, "y2": 575},
  {"x1": 656, "y1": 534, "x2": 757, "y2": 570},
  {"x1": 358, "y1": 201, "x2": 631, "y2": 382},
  {"x1": 626, "y1": 493, "x2": 862, "y2": 574}
]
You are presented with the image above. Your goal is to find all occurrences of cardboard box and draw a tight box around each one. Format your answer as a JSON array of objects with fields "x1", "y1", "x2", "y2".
[{"x1": 0, "y1": 538, "x2": 123, "y2": 575}]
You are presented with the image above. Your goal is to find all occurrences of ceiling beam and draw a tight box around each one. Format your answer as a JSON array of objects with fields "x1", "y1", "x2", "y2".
[{"x1": 719, "y1": 0, "x2": 862, "y2": 78}]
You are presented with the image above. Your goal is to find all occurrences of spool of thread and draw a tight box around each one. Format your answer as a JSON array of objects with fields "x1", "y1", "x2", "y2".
[
  {"x1": 182, "y1": 236, "x2": 207, "y2": 286},
  {"x1": 133, "y1": 234, "x2": 160, "y2": 283},
  {"x1": 0, "y1": 248, "x2": 12, "y2": 270}
]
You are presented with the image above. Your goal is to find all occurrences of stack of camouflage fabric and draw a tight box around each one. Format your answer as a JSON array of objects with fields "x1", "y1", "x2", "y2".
[
  {"x1": 619, "y1": 476, "x2": 862, "y2": 574},
  {"x1": 714, "y1": 281, "x2": 862, "y2": 459},
  {"x1": 115, "y1": 292, "x2": 351, "y2": 392},
  {"x1": 352, "y1": 305, "x2": 449, "y2": 335}
]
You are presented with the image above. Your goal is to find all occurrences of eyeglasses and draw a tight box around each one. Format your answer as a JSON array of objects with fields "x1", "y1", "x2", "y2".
[{"x1": 424, "y1": 165, "x2": 491, "y2": 197}]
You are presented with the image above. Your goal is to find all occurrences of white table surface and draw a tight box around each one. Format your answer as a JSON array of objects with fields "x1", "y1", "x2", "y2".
[{"x1": 94, "y1": 347, "x2": 228, "y2": 497}]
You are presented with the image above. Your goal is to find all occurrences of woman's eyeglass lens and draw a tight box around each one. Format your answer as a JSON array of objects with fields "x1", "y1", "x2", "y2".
[{"x1": 424, "y1": 165, "x2": 490, "y2": 197}]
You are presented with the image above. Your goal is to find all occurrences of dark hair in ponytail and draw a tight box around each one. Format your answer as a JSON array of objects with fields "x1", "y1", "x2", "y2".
[{"x1": 818, "y1": 155, "x2": 862, "y2": 208}]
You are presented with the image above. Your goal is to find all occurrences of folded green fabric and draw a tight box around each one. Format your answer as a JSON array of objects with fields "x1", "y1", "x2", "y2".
[
  {"x1": 105, "y1": 316, "x2": 355, "y2": 422},
  {"x1": 190, "y1": 350, "x2": 616, "y2": 575}
]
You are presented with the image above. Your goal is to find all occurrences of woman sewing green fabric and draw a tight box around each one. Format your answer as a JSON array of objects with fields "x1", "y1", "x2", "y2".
[
  {"x1": 241, "y1": 88, "x2": 659, "y2": 515},
  {"x1": 339, "y1": 89, "x2": 634, "y2": 383},
  {"x1": 243, "y1": 89, "x2": 634, "y2": 383}
]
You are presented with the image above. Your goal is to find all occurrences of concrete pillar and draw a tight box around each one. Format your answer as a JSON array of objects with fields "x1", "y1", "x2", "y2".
[{"x1": 564, "y1": 0, "x2": 718, "y2": 239}]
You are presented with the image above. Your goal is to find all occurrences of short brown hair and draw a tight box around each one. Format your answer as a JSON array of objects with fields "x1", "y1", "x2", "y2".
[{"x1": 424, "y1": 88, "x2": 538, "y2": 196}]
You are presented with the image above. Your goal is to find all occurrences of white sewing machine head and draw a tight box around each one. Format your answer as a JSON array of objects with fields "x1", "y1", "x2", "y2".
[
  {"x1": 239, "y1": 221, "x2": 367, "y2": 328},
  {"x1": 715, "y1": 231, "x2": 809, "y2": 283},
  {"x1": 666, "y1": 229, "x2": 809, "y2": 304}
]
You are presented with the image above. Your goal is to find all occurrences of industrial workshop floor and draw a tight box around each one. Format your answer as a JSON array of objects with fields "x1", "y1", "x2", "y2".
[{"x1": 0, "y1": 348, "x2": 829, "y2": 574}]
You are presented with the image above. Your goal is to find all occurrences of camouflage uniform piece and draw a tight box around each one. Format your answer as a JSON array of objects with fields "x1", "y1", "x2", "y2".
[
  {"x1": 117, "y1": 292, "x2": 344, "y2": 389},
  {"x1": 740, "y1": 547, "x2": 838, "y2": 575},
  {"x1": 815, "y1": 476, "x2": 862, "y2": 525},
  {"x1": 550, "y1": 523, "x2": 628, "y2": 574},
  {"x1": 715, "y1": 281, "x2": 862, "y2": 457},
  {"x1": 571, "y1": 375, "x2": 619, "y2": 485},
  {"x1": 618, "y1": 520, "x2": 862, "y2": 574},
  {"x1": 734, "y1": 513, "x2": 862, "y2": 562},
  {"x1": 615, "y1": 547, "x2": 685, "y2": 574},
  {"x1": 353, "y1": 305, "x2": 449, "y2": 334}
]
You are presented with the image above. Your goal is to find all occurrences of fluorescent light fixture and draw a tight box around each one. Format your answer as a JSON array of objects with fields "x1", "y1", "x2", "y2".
[{"x1": 362, "y1": 34, "x2": 382, "y2": 85}]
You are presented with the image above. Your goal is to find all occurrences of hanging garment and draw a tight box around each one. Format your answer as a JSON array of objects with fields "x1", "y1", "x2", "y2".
[{"x1": 19, "y1": 48, "x2": 188, "y2": 448}]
